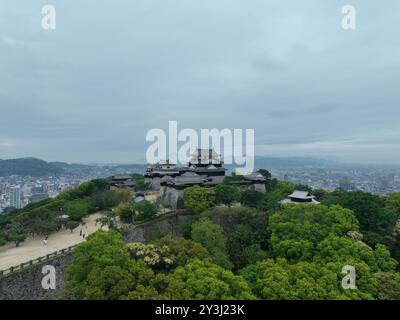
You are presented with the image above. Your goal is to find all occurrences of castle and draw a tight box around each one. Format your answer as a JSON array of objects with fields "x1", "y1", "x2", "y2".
[{"x1": 145, "y1": 149, "x2": 267, "y2": 209}]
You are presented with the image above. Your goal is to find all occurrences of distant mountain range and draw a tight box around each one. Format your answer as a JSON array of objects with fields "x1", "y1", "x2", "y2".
[
  {"x1": 0, "y1": 158, "x2": 66, "y2": 177},
  {"x1": 0, "y1": 157, "x2": 147, "y2": 177},
  {"x1": 253, "y1": 156, "x2": 338, "y2": 169},
  {"x1": 220, "y1": 156, "x2": 338, "y2": 173},
  {"x1": 0, "y1": 156, "x2": 397, "y2": 177}
]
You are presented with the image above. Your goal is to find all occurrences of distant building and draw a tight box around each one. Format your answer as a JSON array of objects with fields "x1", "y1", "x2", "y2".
[
  {"x1": 144, "y1": 161, "x2": 182, "y2": 189},
  {"x1": 339, "y1": 178, "x2": 355, "y2": 191},
  {"x1": 31, "y1": 186, "x2": 44, "y2": 194},
  {"x1": 281, "y1": 190, "x2": 320, "y2": 205},
  {"x1": 10, "y1": 186, "x2": 22, "y2": 209},
  {"x1": 110, "y1": 175, "x2": 136, "y2": 190},
  {"x1": 29, "y1": 192, "x2": 49, "y2": 204}
]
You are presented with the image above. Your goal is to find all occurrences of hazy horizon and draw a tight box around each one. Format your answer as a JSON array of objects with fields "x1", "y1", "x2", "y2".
[
  {"x1": 3, "y1": 154, "x2": 400, "y2": 168},
  {"x1": 1, "y1": 1, "x2": 400, "y2": 165}
]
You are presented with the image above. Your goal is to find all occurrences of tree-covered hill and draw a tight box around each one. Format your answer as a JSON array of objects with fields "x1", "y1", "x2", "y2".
[
  {"x1": 63, "y1": 201, "x2": 400, "y2": 300},
  {"x1": 0, "y1": 157, "x2": 65, "y2": 176}
]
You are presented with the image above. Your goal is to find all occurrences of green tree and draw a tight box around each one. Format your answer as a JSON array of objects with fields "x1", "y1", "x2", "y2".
[
  {"x1": 375, "y1": 272, "x2": 400, "y2": 300},
  {"x1": 2, "y1": 206, "x2": 16, "y2": 214},
  {"x1": 91, "y1": 178, "x2": 112, "y2": 191},
  {"x1": 65, "y1": 220, "x2": 80, "y2": 233},
  {"x1": 227, "y1": 224, "x2": 268, "y2": 269},
  {"x1": 66, "y1": 230, "x2": 132, "y2": 298},
  {"x1": 322, "y1": 190, "x2": 399, "y2": 253},
  {"x1": 214, "y1": 184, "x2": 241, "y2": 208},
  {"x1": 159, "y1": 237, "x2": 211, "y2": 268},
  {"x1": 89, "y1": 189, "x2": 131, "y2": 212},
  {"x1": 97, "y1": 210, "x2": 117, "y2": 230},
  {"x1": 240, "y1": 190, "x2": 265, "y2": 208},
  {"x1": 273, "y1": 239, "x2": 314, "y2": 263},
  {"x1": 191, "y1": 218, "x2": 233, "y2": 270},
  {"x1": 386, "y1": 192, "x2": 400, "y2": 217},
  {"x1": 124, "y1": 285, "x2": 160, "y2": 300},
  {"x1": 0, "y1": 230, "x2": 7, "y2": 246},
  {"x1": 83, "y1": 266, "x2": 134, "y2": 300},
  {"x1": 5, "y1": 222, "x2": 27, "y2": 247},
  {"x1": 131, "y1": 174, "x2": 150, "y2": 191},
  {"x1": 57, "y1": 181, "x2": 96, "y2": 201},
  {"x1": 64, "y1": 199, "x2": 89, "y2": 221},
  {"x1": 313, "y1": 188, "x2": 328, "y2": 201},
  {"x1": 314, "y1": 234, "x2": 397, "y2": 272},
  {"x1": 161, "y1": 259, "x2": 255, "y2": 300},
  {"x1": 241, "y1": 258, "x2": 377, "y2": 300},
  {"x1": 133, "y1": 201, "x2": 158, "y2": 221},
  {"x1": 269, "y1": 204, "x2": 359, "y2": 262},
  {"x1": 322, "y1": 190, "x2": 392, "y2": 233},
  {"x1": 183, "y1": 186, "x2": 216, "y2": 214},
  {"x1": 265, "y1": 178, "x2": 279, "y2": 193},
  {"x1": 293, "y1": 184, "x2": 312, "y2": 192},
  {"x1": 181, "y1": 223, "x2": 192, "y2": 240},
  {"x1": 201, "y1": 206, "x2": 269, "y2": 270},
  {"x1": 115, "y1": 203, "x2": 135, "y2": 223},
  {"x1": 257, "y1": 180, "x2": 296, "y2": 212},
  {"x1": 270, "y1": 181, "x2": 296, "y2": 199}
]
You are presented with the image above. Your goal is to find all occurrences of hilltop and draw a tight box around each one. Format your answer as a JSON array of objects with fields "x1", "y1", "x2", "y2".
[{"x1": 0, "y1": 158, "x2": 65, "y2": 177}]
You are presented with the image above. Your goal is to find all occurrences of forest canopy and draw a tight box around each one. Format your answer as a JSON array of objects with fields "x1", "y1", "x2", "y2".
[{"x1": 63, "y1": 184, "x2": 400, "y2": 300}]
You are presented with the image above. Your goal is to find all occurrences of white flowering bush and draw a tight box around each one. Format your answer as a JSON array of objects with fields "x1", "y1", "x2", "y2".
[{"x1": 127, "y1": 243, "x2": 174, "y2": 269}]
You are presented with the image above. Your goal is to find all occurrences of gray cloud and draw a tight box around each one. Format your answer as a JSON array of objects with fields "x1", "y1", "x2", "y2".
[{"x1": 0, "y1": 0, "x2": 400, "y2": 164}]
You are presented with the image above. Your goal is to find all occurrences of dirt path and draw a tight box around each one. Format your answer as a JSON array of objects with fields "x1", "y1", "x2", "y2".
[{"x1": 0, "y1": 213, "x2": 106, "y2": 271}]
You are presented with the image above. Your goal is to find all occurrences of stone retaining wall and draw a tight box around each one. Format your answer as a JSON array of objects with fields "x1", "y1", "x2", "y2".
[{"x1": 0, "y1": 253, "x2": 72, "y2": 300}]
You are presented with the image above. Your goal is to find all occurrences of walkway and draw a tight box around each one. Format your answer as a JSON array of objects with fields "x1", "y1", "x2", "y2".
[{"x1": 0, "y1": 213, "x2": 105, "y2": 271}]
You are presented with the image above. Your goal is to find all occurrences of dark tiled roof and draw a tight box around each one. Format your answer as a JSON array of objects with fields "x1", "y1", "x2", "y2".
[
  {"x1": 122, "y1": 180, "x2": 136, "y2": 186},
  {"x1": 288, "y1": 190, "x2": 314, "y2": 199}
]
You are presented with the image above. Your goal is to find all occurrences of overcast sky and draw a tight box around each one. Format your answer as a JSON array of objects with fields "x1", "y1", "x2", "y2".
[{"x1": 1, "y1": 1, "x2": 400, "y2": 164}]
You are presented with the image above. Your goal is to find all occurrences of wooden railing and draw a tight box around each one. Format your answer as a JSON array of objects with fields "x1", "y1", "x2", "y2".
[{"x1": 0, "y1": 245, "x2": 77, "y2": 278}]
